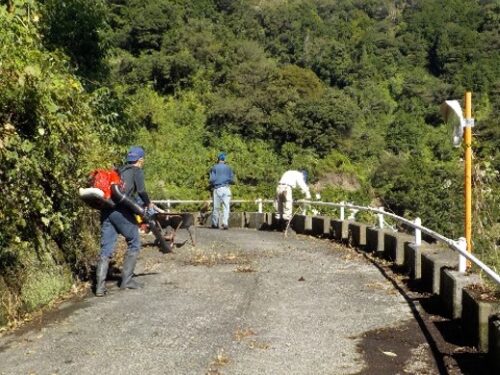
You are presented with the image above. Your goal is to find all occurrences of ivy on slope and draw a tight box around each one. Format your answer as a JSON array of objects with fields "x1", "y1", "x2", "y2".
[{"x1": 0, "y1": 4, "x2": 105, "y2": 321}]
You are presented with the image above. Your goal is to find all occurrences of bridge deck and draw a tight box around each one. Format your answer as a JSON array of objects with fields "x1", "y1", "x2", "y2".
[{"x1": 0, "y1": 228, "x2": 442, "y2": 374}]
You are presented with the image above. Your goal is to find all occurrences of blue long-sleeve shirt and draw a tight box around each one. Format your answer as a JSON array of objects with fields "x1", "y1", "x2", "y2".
[
  {"x1": 119, "y1": 164, "x2": 151, "y2": 206},
  {"x1": 209, "y1": 163, "x2": 235, "y2": 188}
]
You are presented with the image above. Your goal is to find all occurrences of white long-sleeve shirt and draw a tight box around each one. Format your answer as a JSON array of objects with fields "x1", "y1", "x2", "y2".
[{"x1": 278, "y1": 170, "x2": 311, "y2": 199}]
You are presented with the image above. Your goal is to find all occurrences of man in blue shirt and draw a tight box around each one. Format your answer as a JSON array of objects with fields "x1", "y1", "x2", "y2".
[{"x1": 209, "y1": 152, "x2": 235, "y2": 229}]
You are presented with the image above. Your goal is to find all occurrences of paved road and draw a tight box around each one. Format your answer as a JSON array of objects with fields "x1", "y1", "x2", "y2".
[{"x1": 0, "y1": 228, "x2": 438, "y2": 374}]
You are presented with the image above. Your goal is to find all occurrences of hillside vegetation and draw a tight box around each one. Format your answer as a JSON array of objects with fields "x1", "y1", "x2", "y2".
[{"x1": 0, "y1": 0, "x2": 498, "y2": 326}]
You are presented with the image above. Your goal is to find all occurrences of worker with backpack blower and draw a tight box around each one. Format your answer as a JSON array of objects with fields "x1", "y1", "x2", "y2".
[{"x1": 95, "y1": 146, "x2": 153, "y2": 297}]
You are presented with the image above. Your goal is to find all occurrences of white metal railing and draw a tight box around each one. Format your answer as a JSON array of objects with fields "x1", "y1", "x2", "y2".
[
  {"x1": 152, "y1": 198, "x2": 500, "y2": 285},
  {"x1": 154, "y1": 199, "x2": 274, "y2": 213}
]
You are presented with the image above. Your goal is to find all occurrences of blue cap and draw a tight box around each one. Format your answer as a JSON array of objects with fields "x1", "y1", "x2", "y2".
[
  {"x1": 126, "y1": 146, "x2": 145, "y2": 162},
  {"x1": 217, "y1": 152, "x2": 226, "y2": 161}
]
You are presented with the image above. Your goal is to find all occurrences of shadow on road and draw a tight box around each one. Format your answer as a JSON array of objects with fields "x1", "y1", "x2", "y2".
[{"x1": 356, "y1": 250, "x2": 490, "y2": 375}]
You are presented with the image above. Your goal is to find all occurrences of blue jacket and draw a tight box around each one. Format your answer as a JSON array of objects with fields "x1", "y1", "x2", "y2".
[{"x1": 209, "y1": 163, "x2": 235, "y2": 188}]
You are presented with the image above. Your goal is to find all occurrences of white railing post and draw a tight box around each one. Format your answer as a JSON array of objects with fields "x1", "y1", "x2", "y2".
[
  {"x1": 257, "y1": 198, "x2": 263, "y2": 213},
  {"x1": 340, "y1": 201, "x2": 345, "y2": 220},
  {"x1": 348, "y1": 202, "x2": 358, "y2": 221},
  {"x1": 457, "y1": 237, "x2": 467, "y2": 273},
  {"x1": 167, "y1": 199, "x2": 171, "y2": 213},
  {"x1": 414, "y1": 217, "x2": 422, "y2": 246},
  {"x1": 301, "y1": 201, "x2": 307, "y2": 215},
  {"x1": 378, "y1": 207, "x2": 385, "y2": 229}
]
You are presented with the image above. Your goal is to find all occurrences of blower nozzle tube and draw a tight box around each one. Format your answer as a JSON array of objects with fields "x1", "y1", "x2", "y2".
[{"x1": 110, "y1": 184, "x2": 146, "y2": 218}]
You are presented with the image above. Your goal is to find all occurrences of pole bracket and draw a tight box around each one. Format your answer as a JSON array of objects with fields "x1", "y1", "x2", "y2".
[{"x1": 464, "y1": 118, "x2": 475, "y2": 128}]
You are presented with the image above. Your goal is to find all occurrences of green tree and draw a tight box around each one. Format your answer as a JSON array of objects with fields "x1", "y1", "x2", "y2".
[
  {"x1": 40, "y1": 0, "x2": 109, "y2": 81},
  {"x1": 108, "y1": 0, "x2": 181, "y2": 54},
  {"x1": 291, "y1": 88, "x2": 359, "y2": 156},
  {"x1": 371, "y1": 153, "x2": 463, "y2": 237}
]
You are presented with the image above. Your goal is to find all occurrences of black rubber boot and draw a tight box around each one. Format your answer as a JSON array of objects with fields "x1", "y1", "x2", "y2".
[
  {"x1": 95, "y1": 256, "x2": 110, "y2": 297},
  {"x1": 280, "y1": 219, "x2": 288, "y2": 231},
  {"x1": 120, "y1": 251, "x2": 143, "y2": 289}
]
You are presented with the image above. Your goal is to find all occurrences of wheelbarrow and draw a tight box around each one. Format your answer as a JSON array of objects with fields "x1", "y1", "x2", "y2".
[{"x1": 141, "y1": 212, "x2": 196, "y2": 253}]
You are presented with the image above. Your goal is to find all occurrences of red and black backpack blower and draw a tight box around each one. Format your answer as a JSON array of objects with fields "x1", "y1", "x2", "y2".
[{"x1": 79, "y1": 169, "x2": 172, "y2": 253}]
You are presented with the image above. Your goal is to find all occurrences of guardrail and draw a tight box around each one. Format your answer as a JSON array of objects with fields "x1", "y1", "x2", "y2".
[
  {"x1": 152, "y1": 198, "x2": 500, "y2": 285},
  {"x1": 153, "y1": 199, "x2": 274, "y2": 213}
]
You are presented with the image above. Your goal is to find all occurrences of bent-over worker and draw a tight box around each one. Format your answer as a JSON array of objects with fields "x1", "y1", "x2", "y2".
[{"x1": 274, "y1": 170, "x2": 311, "y2": 229}]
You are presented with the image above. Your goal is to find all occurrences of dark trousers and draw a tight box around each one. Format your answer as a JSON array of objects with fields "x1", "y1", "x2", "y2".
[{"x1": 100, "y1": 208, "x2": 140, "y2": 258}]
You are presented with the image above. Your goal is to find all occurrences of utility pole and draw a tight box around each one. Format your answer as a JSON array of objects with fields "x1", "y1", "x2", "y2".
[
  {"x1": 464, "y1": 92, "x2": 472, "y2": 258},
  {"x1": 440, "y1": 92, "x2": 474, "y2": 271}
]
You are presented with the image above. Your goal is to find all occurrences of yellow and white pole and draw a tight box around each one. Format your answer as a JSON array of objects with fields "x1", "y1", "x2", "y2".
[{"x1": 464, "y1": 92, "x2": 472, "y2": 262}]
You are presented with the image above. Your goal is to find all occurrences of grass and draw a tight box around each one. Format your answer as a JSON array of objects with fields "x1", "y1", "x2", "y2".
[
  {"x1": 247, "y1": 340, "x2": 270, "y2": 349},
  {"x1": 0, "y1": 276, "x2": 88, "y2": 334},
  {"x1": 20, "y1": 267, "x2": 73, "y2": 312},
  {"x1": 234, "y1": 328, "x2": 255, "y2": 341},
  {"x1": 0, "y1": 291, "x2": 21, "y2": 329},
  {"x1": 233, "y1": 327, "x2": 270, "y2": 350},
  {"x1": 234, "y1": 265, "x2": 256, "y2": 273},
  {"x1": 207, "y1": 349, "x2": 230, "y2": 374},
  {"x1": 184, "y1": 247, "x2": 250, "y2": 268}
]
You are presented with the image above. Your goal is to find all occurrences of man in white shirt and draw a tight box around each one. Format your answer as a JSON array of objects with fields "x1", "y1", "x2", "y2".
[{"x1": 274, "y1": 170, "x2": 311, "y2": 228}]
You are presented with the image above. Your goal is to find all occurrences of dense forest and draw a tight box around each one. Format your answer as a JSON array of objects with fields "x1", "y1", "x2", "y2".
[{"x1": 0, "y1": 0, "x2": 498, "y2": 326}]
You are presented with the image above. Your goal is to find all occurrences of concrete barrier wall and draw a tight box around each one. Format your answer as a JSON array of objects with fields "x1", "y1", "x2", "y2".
[
  {"x1": 366, "y1": 227, "x2": 385, "y2": 255},
  {"x1": 440, "y1": 270, "x2": 480, "y2": 320},
  {"x1": 311, "y1": 216, "x2": 331, "y2": 237},
  {"x1": 331, "y1": 219, "x2": 349, "y2": 242},
  {"x1": 462, "y1": 289, "x2": 500, "y2": 352},
  {"x1": 348, "y1": 222, "x2": 367, "y2": 249},
  {"x1": 292, "y1": 215, "x2": 312, "y2": 234},
  {"x1": 404, "y1": 243, "x2": 438, "y2": 281},
  {"x1": 403, "y1": 242, "x2": 421, "y2": 279},
  {"x1": 490, "y1": 316, "x2": 500, "y2": 372},
  {"x1": 244, "y1": 212, "x2": 265, "y2": 229},
  {"x1": 421, "y1": 248, "x2": 458, "y2": 294},
  {"x1": 228, "y1": 212, "x2": 244, "y2": 228},
  {"x1": 384, "y1": 232, "x2": 413, "y2": 266}
]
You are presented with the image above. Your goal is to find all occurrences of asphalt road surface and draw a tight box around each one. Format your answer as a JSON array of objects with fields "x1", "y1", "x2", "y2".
[{"x1": 0, "y1": 227, "x2": 460, "y2": 374}]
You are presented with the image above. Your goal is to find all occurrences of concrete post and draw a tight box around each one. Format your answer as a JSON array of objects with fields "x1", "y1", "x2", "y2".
[
  {"x1": 414, "y1": 217, "x2": 421, "y2": 246},
  {"x1": 458, "y1": 237, "x2": 467, "y2": 273},
  {"x1": 256, "y1": 198, "x2": 263, "y2": 213},
  {"x1": 340, "y1": 201, "x2": 345, "y2": 221},
  {"x1": 348, "y1": 207, "x2": 359, "y2": 221},
  {"x1": 378, "y1": 207, "x2": 384, "y2": 229}
]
